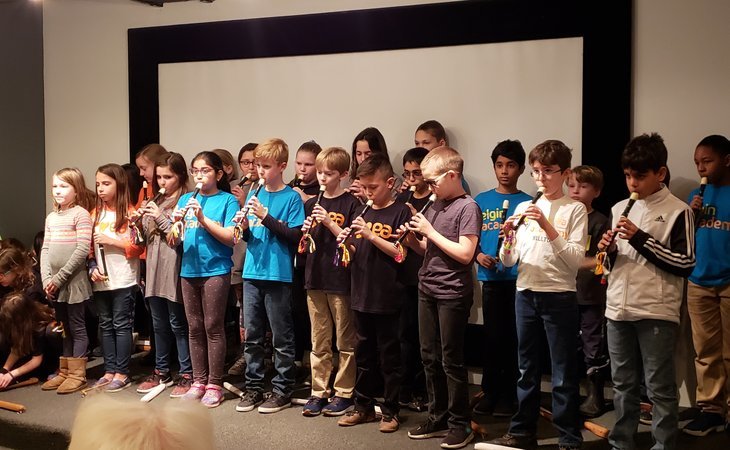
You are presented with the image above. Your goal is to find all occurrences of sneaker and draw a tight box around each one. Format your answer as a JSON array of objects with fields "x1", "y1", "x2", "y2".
[
  {"x1": 302, "y1": 396, "x2": 327, "y2": 417},
  {"x1": 639, "y1": 403, "x2": 653, "y2": 425},
  {"x1": 473, "y1": 395, "x2": 496, "y2": 415},
  {"x1": 201, "y1": 384, "x2": 224, "y2": 408},
  {"x1": 682, "y1": 412, "x2": 725, "y2": 436},
  {"x1": 136, "y1": 370, "x2": 173, "y2": 394},
  {"x1": 440, "y1": 427, "x2": 474, "y2": 449},
  {"x1": 169, "y1": 374, "x2": 193, "y2": 398},
  {"x1": 227, "y1": 355, "x2": 247, "y2": 376},
  {"x1": 408, "y1": 419, "x2": 450, "y2": 439},
  {"x1": 258, "y1": 392, "x2": 291, "y2": 414},
  {"x1": 322, "y1": 396, "x2": 354, "y2": 417},
  {"x1": 337, "y1": 408, "x2": 377, "y2": 426},
  {"x1": 482, "y1": 433, "x2": 537, "y2": 450},
  {"x1": 236, "y1": 390, "x2": 264, "y2": 412},
  {"x1": 379, "y1": 414, "x2": 400, "y2": 433},
  {"x1": 181, "y1": 382, "x2": 206, "y2": 401},
  {"x1": 105, "y1": 377, "x2": 131, "y2": 393},
  {"x1": 408, "y1": 395, "x2": 428, "y2": 412}
]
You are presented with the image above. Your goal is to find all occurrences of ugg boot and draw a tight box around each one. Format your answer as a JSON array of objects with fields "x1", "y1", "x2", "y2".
[
  {"x1": 580, "y1": 370, "x2": 606, "y2": 418},
  {"x1": 57, "y1": 357, "x2": 88, "y2": 394},
  {"x1": 41, "y1": 357, "x2": 68, "y2": 391}
]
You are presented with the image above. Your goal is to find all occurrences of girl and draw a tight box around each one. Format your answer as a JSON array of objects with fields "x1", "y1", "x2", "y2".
[
  {"x1": 135, "y1": 143, "x2": 169, "y2": 207},
  {"x1": 348, "y1": 127, "x2": 397, "y2": 202},
  {"x1": 212, "y1": 148, "x2": 239, "y2": 186},
  {"x1": 291, "y1": 140, "x2": 322, "y2": 203},
  {"x1": 170, "y1": 151, "x2": 238, "y2": 408},
  {"x1": 39, "y1": 168, "x2": 95, "y2": 394},
  {"x1": 134, "y1": 152, "x2": 193, "y2": 398},
  {"x1": 89, "y1": 164, "x2": 144, "y2": 392}
]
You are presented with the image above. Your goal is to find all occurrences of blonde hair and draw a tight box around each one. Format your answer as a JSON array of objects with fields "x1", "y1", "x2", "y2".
[
  {"x1": 316, "y1": 147, "x2": 350, "y2": 173},
  {"x1": 212, "y1": 148, "x2": 239, "y2": 182},
  {"x1": 135, "y1": 143, "x2": 169, "y2": 164},
  {"x1": 53, "y1": 168, "x2": 96, "y2": 212},
  {"x1": 421, "y1": 146, "x2": 464, "y2": 175},
  {"x1": 254, "y1": 138, "x2": 289, "y2": 164},
  {"x1": 69, "y1": 396, "x2": 214, "y2": 450}
]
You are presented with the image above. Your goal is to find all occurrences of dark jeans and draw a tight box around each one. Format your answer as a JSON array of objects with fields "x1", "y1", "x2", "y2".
[
  {"x1": 579, "y1": 304, "x2": 608, "y2": 370},
  {"x1": 291, "y1": 266, "x2": 311, "y2": 362},
  {"x1": 148, "y1": 296, "x2": 191, "y2": 375},
  {"x1": 419, "y1": 290, "x2": 472, "y2": 429},
  {"x1": 510, "y1": 290, "x2": 582, "y2": 447},
  {"x1": 353, "y1": 310, "x2": 401, "y2": 417},
  {"x1": 481, "y1": 280, "x2": 518, "y2": 402},
  {"x1": 243, "y1": 279, "x2": 296, "y2": 397},
  {"x1": 94, "y1": 286, "x2": 137, "y2": 375},
  {"x1": 399, "y1": 285, "x2": 426, "y2": 400},
  {"x1": 53, "y1": 301, "x2": 89, "y2": 358}
]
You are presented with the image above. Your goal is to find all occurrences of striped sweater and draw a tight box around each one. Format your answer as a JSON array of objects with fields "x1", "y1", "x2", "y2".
[{"x1": 40, "y1": 205, "x2": 93, "y2": 304}]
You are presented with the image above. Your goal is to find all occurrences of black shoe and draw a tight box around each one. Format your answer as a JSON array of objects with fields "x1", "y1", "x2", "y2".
[
  {"x1": 235, "y1": 390, "x2": 263, "y2": 412},
  {"x1": 440, "y1": 427, "x2": 474, "y2": 449},
  {"x1": 682, "y1": 412, "x2": 725, "y2": 436},
  {"x1": 408, "y1": 395, "x2": 428, "y2": 412},
  {"x1": 579, "y1": 370, "x2": 606, "y2": 418},
  {"x1": 473, "y1": 395, "x2": 496, "y2": 415},
  {"x1": 483, "y1": 433, "x2": 537, "y2": 450},
  {"x1": 258, "y1": 391, "x2": 291, "y2": 414},
  {"x1": 408, "y1": 419, "x2": 450, "y2": 439}
]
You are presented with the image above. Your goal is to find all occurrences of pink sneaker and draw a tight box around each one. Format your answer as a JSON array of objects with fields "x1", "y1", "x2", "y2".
[
  {"x1": 181, "y1": 382, "x2": 205, "y2": 401},
  {"x1": 201, "y1": 384, "x2": 224, "y2": 408}
]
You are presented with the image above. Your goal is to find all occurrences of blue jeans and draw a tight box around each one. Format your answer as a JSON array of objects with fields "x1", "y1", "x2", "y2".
[
  {"x1": 607, "y1": 319, "x2": 678, "y2": 450},
  {"x1": 510, "y1": 290, "x2": 582, "y2": 447},
  {"x1": 243, "y1": 280, "x2": 296, "y2": 397},
  {"x1": 148, "y1": 296, "x2": 191, "y2": 375},
  {"x1": 94, "y1": 286, "x2": 136, "y2": 375}
]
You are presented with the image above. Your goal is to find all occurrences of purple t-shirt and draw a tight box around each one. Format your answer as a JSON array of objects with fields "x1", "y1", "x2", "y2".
[{"x1": 418, "y1": 195, "x2": 481, "y2": 299}]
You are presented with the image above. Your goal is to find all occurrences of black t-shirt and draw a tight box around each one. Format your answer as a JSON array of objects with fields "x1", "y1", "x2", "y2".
[
  {"x1": 304, "y1": 192, "x2": 361, "y2": 294},
  {"x1": 395, "y1": 191, "x2": 432, "y2": 287},
  {"x1": 299, "y1": 181, "x2": 322, "y2": 197},
  {"x1": 577, "y1": 209, "x2": 609, "y2": 305},
  {"x1": 351, "y1": 201, "x2": 412, "y2": 314}
]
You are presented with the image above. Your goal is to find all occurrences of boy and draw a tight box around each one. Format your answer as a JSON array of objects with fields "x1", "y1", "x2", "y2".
[
  {"x1": 336, "y1": 153, "x2": 411, "y2": 433},
  {"x1": 473, "y1": 140, "x2": 531, "y2": 417},
  {"x1": 486, "y1": 140, "x2": 587, "y2": 450},
  {"x1": 300, "y1": 147, "x2": 360, "y2": 417},
  {"x1": 291, "y1": 140, "x2": 323, "y2": 201},
  {"x1": 598, "y1": 133, "x2": 695, "y2": 449},
  {"x1": 395, "y1": 147, "x2": 431, "y2": 412},
  {"x1": 683, "y1": 134, "x2": 730, "y2": 436},
  {"x1": 567, "y1": 165, "x2": 610, "y2": 418},
  {"x1": 234, "y1": 138, "x2": 305, "y2": 414},
  {"x1": 404, "y1": 147, "x2": 481, "y2": 449}
]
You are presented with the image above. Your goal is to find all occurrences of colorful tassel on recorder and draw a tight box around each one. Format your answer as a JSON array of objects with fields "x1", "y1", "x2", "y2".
[
  {"x1": 334, "y1": 242, "x2": 351, "y2": 267},
  {"x1": 297, "y1": 233, "x2": 316, "y2": 254},
  {"x1": 393, "y1": 242, "x2": 407, "y2": 263}
]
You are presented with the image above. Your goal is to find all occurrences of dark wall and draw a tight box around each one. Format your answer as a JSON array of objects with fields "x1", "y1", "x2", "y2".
[{"x1": 0, "y1": 1, "x2": 45, "y2": 247}]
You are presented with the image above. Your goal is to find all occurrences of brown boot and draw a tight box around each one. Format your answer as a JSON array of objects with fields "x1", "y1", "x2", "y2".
[
  {"x1": 57, "y1": 357, "x2": 88, "y2": 394},
  {"x1": 41, "y1": 357, "x2": 68, "y2": 391}
]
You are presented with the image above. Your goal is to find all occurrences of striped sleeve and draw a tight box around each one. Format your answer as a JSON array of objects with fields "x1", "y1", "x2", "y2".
[{"x1": 628, "y1": 209, "x2": 695, "y2": 277}]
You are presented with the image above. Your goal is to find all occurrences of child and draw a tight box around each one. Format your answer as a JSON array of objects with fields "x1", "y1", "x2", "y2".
[
  {"x1": 39, "y1": 168, "x2": 95, "y2": 394},
  {"x1": 402, "y1": 147, "x2": 480, "y2": 449},
  {"x1": 134, "y1": 152, "x2": 193, "y2": 398},
  {"x1": 567, "y1": 165, "x2": 610, "y2": 418},
  {"x1": 291, "y1": 140, "x2": 323, "y2": 201},
  {"x1": 486, "y1": 140, "x2": 588, "y2": 450},
  {"x1": 336, "y1": 153, "x2": 411, "y2": 433},
  {"x1": 212, "y1": 148, "x2": 239, "y2": 184},
  {"x1": 89, "y1": 163, "x2": 145, "y2": 393},
  {"x1": 395, "y1": 146, "x2": 431, "y2": 412},
  {"x1": 473, "y1": 140, "x2": 531, "y2": 417},
  {"x1": 135, "y1": 143, "x2": 169, "y2": 207},
  {"x1": 683, "y1": 134, "x2": 730, "y2": 436},
  {"x1": 598, "y1": 133, "x2": 695, "y2": 449},
  {"x1": 169, "y1": 151, "x2": 238, "y2": 407},
  {"x1": 414, "y1": 120, "x2": 448, "y2": 150},
  {"x1": 234, "y1": 138, "x2": 305, "y2": 414},
  {"x1": 348, "y1": 127, "x2": 390, "y2": 202},
  {"x1": 300, "y1": 147, "x2": 360, "y2": 417}
]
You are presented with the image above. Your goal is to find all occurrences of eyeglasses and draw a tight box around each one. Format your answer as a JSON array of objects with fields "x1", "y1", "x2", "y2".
[
  {"x1": 239, "y1": 160, "x2": 255, "y2": 167},
  {"x1": 424, "y1": 171, "x2": 451, "y2": 187},
  {"x1": 189, "y1": 167, "x2": 214, "y2": 176},
  {"x1": 402, "y1": 169, "x2": 422, "y2": 179},
  {"x1": 531, "y1": 168, "x2": 563, "y2": 178}
]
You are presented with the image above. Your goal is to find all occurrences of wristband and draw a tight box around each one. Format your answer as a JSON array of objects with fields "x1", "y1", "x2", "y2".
[{"x1": 0, "y1": 368, "x2": 8, "y2": 374}]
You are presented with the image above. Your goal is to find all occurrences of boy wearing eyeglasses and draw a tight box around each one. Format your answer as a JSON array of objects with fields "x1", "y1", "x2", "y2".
[
  {"x1": 484, "y1": 140, "x2": 587, "y2": 450},
  {"x1": 472, "y1": 140, "x2": 531, "y2": 418},
  {"x1": 394, "y1": 147, "x2": 431, "y2": 413},
  {"x1": 402, "y1": 147, "x2": 481, "y2": 449}
]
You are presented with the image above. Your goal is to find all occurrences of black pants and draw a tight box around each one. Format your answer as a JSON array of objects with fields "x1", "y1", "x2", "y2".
[
  {"x1": 419, "y1": 290, "x2": 472, "y2": 429},
  {"x1": 399, "y1": 285, "x2": 426, "y2": 400},
  {"x1": 578, "y1": 303, "x2": 608, "y2": 370},
  {"x1": 481, "y1": 280, "x2": 518, "y2": 402},
  {"x1": 353, "y1": 310, "x2": 402, "y2": 417},
  {"x1": 291, "y1": 266, "x2": 311, "y2": 362}
]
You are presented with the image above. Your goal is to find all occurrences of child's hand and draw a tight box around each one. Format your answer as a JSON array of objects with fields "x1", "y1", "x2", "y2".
[
  {"x1": 476, "y1": 253, "x2": 498, "y2": 269},
  {"x1": 503, "y1": 215, "x2": 518, "y2": 234},
  {"x1": 615, "y1": 217, "x2": 638, "y2": 241},
  {"x1": 346, "y1": 180, "x2": 366, "y2": 201},
  {"x1": 336, "y1": 227, "x2": 352, "y2": 244},
  {"x1": 93, "y1": 232, "x2": 115, "y2": 247},
  {"x1": 406, "y1": 203, "x2": 417, "y2": 216},
  {"x1": 231, "y1": 185, "x2": 247, "y2": 207},
  {"x1": 233, "y1": 210, "x2": 249, "y2": 228},
  {"x1": 90, "y1": 267, "x2": 107, "y2": 283},
  {"x1": 129, "y1": 208, "x2": 143, "y2": 222},
  {"x1": 292, "y1": 186, "x2": 309, "y2": 203},
  {"x1": 246, "y1": 196, "x2": 267, "y2": 220},
  {"x1": 0, "y1": 372, "x2": 13, "y2": 389},
  {"x1": 522, "y1": 205, "x2": 547, "y2": 229},
  {"x1": 143, "y1": 201, "x2": 161, "y2": 219},
  {"x1": 311, "y1": 205, "x2": 331, "y2": 226},
  {"x1": 171, "y1": 207, "x2": 185, "y2": 223},
  {"x1": 598, "y1": 229, "x2": 616, "y2": 252},
  {"x1": 302, "y1": 216, "x2": 313, "y2": 232},
  {"x1": 351, "y1": 216, "x2": 373, "y2": 240},
  {"x1": 407, "y1": 213, "x2": 434, "y2": 238},
  {"x1": 183, "y1": 197, "x2": 204, "y2": 221},
  {"x1": 689, "y1": 194, "x2": 703, "y2": 211},
  {"x1": 399, "y1": 180, "x2": 411, "y2": 193},
  {"x1": 45, "y1": 282, "x2": 59, "y2": 300}
]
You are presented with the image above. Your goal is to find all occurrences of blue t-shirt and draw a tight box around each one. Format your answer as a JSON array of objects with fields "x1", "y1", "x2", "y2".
[
  {"x1": 177, "y1": 190, "x2": 239, "y2": 278},
  {"x1": 688, "y1": 184, "x2": 730, "y2": 286},
  {"x1": 243, "y1": 186, "x2": 305, "y2": 283},
  {"x1": 474, "y1": 189, "x2": 531, "y2": 281}
]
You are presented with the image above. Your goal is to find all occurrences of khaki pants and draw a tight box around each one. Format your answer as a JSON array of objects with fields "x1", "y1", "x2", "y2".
[
  {"x1": 687, "y1": 280, "x2": 730, "y2": 417},
  {"x1": 307, "y1": 290, "x2": 357, "y2": 398}
]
